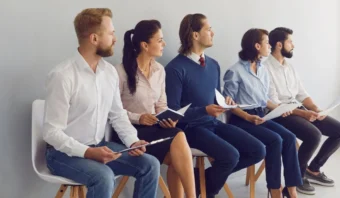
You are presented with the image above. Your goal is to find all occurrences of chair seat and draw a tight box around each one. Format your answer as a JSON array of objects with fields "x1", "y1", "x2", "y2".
[
  {"x1": 36, "y1": 166, "x2": 82, "y2": 185},
  {"x1": 191, "y1": 148, "x2": 208, "y2": 157},
  {"x1": 36, "y1": 165, "x2": 120, "y2": 185}
]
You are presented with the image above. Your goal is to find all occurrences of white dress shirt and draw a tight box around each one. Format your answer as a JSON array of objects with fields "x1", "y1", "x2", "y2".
[
  {"x1": 263, "y1": 54, "x2": 309, "y2": 104},
  {"x1": 187, "y1": 52, "x2": 205, "y2": 64},
  {"x1": 43, "y1": 51, "x2": 139, "y2": 158}
]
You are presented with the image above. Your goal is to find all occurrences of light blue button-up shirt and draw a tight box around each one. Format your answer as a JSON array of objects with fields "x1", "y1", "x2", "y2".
[{"x1": 222, "y1": 60, "x2": 270, "y2": 109}]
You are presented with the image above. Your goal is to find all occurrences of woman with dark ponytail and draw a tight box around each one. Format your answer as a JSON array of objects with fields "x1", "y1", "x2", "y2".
[{"x1": 114, "y1": 20, "x2": 196, "y2": 198}]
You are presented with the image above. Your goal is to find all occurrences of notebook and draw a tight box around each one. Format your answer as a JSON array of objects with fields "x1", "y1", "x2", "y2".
[{"x1": 156, "y1": 104, "x2": 191, "y2": 121}]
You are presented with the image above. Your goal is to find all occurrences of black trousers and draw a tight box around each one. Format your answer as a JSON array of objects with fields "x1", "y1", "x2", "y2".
[{"x1": 274, "y1": 115, "x2": 340, "y2": 176}]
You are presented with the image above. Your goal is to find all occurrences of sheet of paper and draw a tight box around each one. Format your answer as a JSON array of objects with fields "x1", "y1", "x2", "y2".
[
  {"x1": 263, "y1": 103, "x2": 299, "y2": 120},
  {"x1": 215, "y1": 89, "x2": 254, "y2": 109},
  {"x1": 177, "y1": 103, "x2": 192, "y2": 115},
  {"x1": 318, "y1": 98, "x2": 340, "y2": 116}
]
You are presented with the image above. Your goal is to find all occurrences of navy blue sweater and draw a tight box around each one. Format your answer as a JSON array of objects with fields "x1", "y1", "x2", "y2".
[{"x1": 165, "y1": 54, "x2": 221, "y2": 128}]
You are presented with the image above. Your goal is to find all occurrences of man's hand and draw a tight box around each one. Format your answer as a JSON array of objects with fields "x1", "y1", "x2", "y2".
[
  {"x1": 159, "y1": 118, "x2": 178, "y2": 128},
  {"x1": 246, "y1": 114, "x2": 265, "y2": 125},
  {"x1": 302, "y1": 110, "x2": 319, "y2": 122},
  {"x1": 282, "y1": 110, "x2": 293, "y2": 117},
  {"x1": 84, "y1": 146, "x2": 121, "y2": 164},
  {"x1": 317, "y1": 115, "x2": 327, "y2": 121},
  {"x1": 139, "y1": 114, "x2": 158, "y2": 126},
  {"x1": 128, "y1": 140, "x2": 148, "y2": 156},
  {"x1": 315, "y1": 109, "x2": 327, "y2": 121},
  {"x1": 225, "y1": 96, "x2": 236, "y2": 105},
  {"x1": 206, "y1": 104, "x2": 226, "y2": 117}
]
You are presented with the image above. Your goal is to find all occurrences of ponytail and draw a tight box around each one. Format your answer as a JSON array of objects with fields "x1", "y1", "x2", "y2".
[{"x1": 122, "y1": 29, "x2": 138, "y2": 94}]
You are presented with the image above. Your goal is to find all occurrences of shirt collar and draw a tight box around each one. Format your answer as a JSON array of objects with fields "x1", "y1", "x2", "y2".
[
  {"x1": 239, "y1": 59, "x2": 262, "y2": 72},
  {"x1": 187, "y1": 52, "x2": 205, "y2": 64},
  {"x1": 74, "y1": 50, "x2": 105, "y2": 73},
  {"x1": 268, "y1": 54, "x2": 288, "y2": 68},
  {"x1": 137, "y1": 59, "x2": 160, "y2": 76}
]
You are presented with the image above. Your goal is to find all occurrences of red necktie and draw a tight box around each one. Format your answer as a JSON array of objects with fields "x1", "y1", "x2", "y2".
[{"x1": 199, "y1": 55, "x2": 205, "y2": 67}]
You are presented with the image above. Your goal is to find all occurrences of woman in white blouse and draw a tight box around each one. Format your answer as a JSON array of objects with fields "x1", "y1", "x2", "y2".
[{"x1": 112, "y1": 20, "x2": 196, "y2": 198}]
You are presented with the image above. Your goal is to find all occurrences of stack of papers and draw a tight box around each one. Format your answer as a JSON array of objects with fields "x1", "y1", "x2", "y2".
[
  {"x1": 263, "y1": 103, "x2": 299, "y2": 120},
  {"x1": 215, "y1": 89, "x2": 255, "y2": 109}
]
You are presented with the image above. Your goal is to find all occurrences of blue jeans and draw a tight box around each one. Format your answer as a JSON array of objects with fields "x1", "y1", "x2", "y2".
[
  {"x1": 184, "y1": 119, "x2": 266, "y2": 196},
  {"x1": 46, "y1": 141, "x2": 160, "y2": 198},
  {"x1": 229, "y1": 108, "x2": 302, "y2": 189}
]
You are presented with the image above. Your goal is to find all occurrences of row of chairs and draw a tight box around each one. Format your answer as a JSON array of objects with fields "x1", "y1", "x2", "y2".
[{"x1": 32, "y1": 99, "x2": 263, "y2": 198}]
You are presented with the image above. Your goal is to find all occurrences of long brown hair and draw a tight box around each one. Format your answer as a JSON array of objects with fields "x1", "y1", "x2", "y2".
[
  {"x1": 238, "y1": 28, "x2": 268, "y2": 63},
  {"x1": 122, "y1": 20, "x2": 161, "y2": 94},
  {"x1": 178, "y1": 13, "x2": 207, "y2": 55}
]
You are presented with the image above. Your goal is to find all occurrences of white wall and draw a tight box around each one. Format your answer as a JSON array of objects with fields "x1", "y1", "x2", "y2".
[{"x1": 1, "y1": 0, "x2": 339, "y2": 197}]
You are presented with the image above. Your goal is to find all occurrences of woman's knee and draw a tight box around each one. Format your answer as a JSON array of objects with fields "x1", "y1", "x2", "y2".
[
  {"x1": 174, "y1": 131, "x2": 187, "y2": 142},
  {"x1": 267, "y1": 132, "x2": 283, "y2": 147},
  {"x1": 254, "y1": 142, "x2": 266, "y2": 162}
]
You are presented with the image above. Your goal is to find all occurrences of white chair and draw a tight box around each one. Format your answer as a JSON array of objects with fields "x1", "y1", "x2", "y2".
[{"x1": 31, "y1": 99, "x2": 120, "y2": 198}]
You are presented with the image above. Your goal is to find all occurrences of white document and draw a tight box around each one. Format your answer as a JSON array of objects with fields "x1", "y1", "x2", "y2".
[
  {"x1": 215, "y1": 89, "x2": 254, "y2": 109},
  {"x1": 177, "y1": 103, "x2": 192, "y2": 115},
  {"x1": 263, "y1": 103, "x2": 299, "y2": 120},
  {"x1": 318, "y1": 98, "x2": 340, "y2": 116}
]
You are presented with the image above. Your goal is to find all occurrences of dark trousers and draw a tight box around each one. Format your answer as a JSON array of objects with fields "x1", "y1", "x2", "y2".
[
  {"x1": 184, "y1": 119, "x2": 266, "y2": 196},
  {"x1": 229, "y1": 108, "x2": 302, "y2": 189},
  {"x1": 274, "y1": 115, "x2": 340, "y2": 176}
]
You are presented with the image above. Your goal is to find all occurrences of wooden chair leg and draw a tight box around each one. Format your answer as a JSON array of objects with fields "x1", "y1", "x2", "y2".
[
  {"x1": 198, "y1": 157, "x2": 207, "y2": 198},
  {"x1": 70, "y1": 186, "x2": 79, "y2": 198},
  {"x1": 78, "y1": 186, "x2": 86, "y2": 198},
  {"x1": 159, "y1": 176, "x2": 171, "y2": 198},
  {"x1": 223, "y1": 183, "x2": 234, "y2": 198},
  {"x1": 112, "y1": 176, "x2": 129, "y2": 198},
  {"x1": 55, "y1": 184, "x2": 68, "y2": 198},
  {"x1": 245, "y1": 166, "x2": 250, "y2": 186},
  {"x1": 255, "y1": 160, "x2": 265, "y2": 182},
  {"x1": 249, "y1": 165, "x2": 255, "y2": 198}
]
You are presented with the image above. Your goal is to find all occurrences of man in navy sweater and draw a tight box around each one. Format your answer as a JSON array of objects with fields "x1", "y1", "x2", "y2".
[{"x1": 165, "y1": 14, "x2": 266, "y2": 197}]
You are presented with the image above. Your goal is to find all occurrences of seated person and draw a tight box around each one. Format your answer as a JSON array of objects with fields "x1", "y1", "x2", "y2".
[
  {"x1": 223, "y1": 28, "x2": 302, "y2": 198},
  {"x1": 113, "y1": 20, "x2": 195, "y2": 198},
  {"x1": 165, "y1": 13, "x2": 266, "y2": 198},
  {"x1": 44, "y1": 8, "x2": 160, "y2": 198},
  {"x1": 264, "y1": 27, "x2": 339, "y2": 195}
]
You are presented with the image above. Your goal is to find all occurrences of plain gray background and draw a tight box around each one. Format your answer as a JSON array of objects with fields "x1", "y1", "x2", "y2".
[{"x1": 1, "y1": 0, "x2": 340, "y2": 197}]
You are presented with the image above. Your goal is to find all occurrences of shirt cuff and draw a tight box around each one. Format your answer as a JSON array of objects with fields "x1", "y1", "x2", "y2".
[
  {"x1": 198, "y1": 106, "x2": 208, "y2": 116},
  {"x1": 128, "y1": 113, "x2": 142, "y2": 125},
  {"x1": 72, "y1": 143, "x2": 90, "y2": 158},
  {"x1": 122, "y1": 135, "x2": 140, "y2": 148},
  {"x1": 297, "y1": 95, "x2": 310, "y2": 103}
]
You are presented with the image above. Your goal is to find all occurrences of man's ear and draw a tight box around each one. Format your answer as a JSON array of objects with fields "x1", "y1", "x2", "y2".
[{"x1": 89, "y1": 33, "x2": 98, "y2": 45}]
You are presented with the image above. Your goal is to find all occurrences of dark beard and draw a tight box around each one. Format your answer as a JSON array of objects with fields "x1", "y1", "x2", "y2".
[
  {"x1": 96, "y1": 46, "x2": 113, "y2": 57},
  {"x1": 281, "y1": 46, "x2": 293, "y2": 58}
]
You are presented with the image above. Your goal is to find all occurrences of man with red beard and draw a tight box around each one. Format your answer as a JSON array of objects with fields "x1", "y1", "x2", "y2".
[
  {"x1": 43, "y1": 8, "x2": 160, "y2": 198},
  {"x1": 264, "y1": 27, "x2": 340, "y2": 196}
]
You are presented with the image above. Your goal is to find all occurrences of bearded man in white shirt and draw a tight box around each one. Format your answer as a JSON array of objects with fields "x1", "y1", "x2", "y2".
[
  {"x1": 43, "y1": 8, "x2": 160, "y2": 198},
  {"x1": 264, "y1": 27, "x2": 340, "y2": 196}
]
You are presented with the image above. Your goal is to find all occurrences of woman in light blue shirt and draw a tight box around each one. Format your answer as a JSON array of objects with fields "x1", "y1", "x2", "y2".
[{"x1": 223, "y1": 29, "x2": 302, "y2": 198}]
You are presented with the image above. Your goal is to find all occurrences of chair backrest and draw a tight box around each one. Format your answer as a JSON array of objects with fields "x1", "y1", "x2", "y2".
[
  {"x1": 31, "y1": 99, "x2": 114, "y2": 175},
  {"x1": 31, "y1": 99, "x2": 47, "y2": 175}
]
